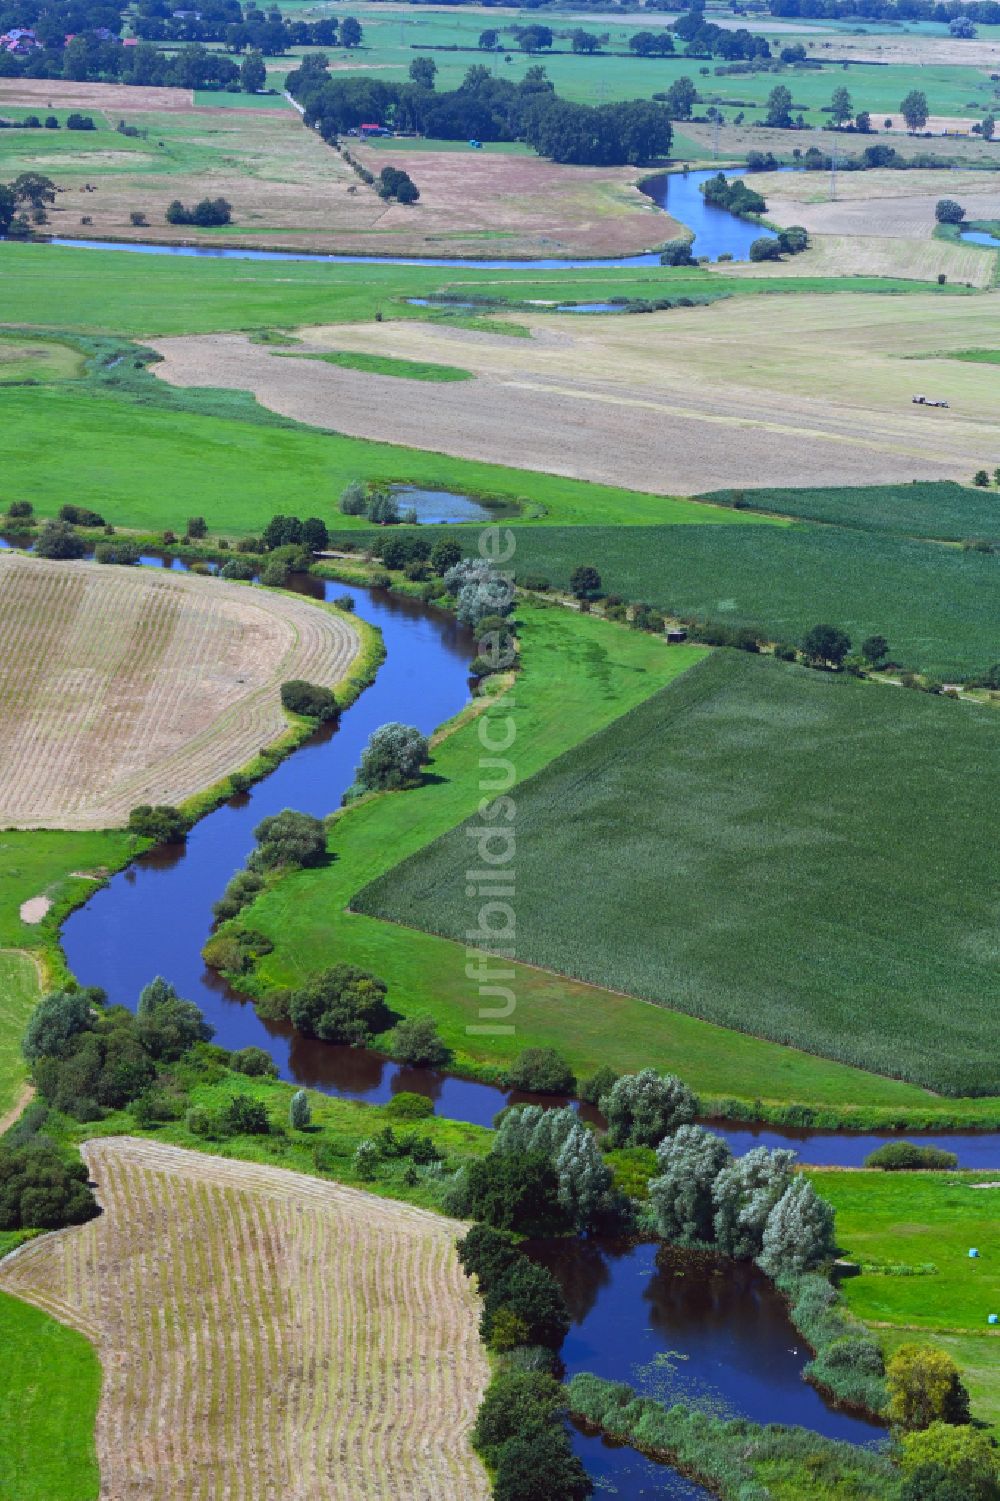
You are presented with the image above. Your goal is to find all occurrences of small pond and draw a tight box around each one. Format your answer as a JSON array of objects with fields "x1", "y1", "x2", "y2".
[
  {"x1": 390, "y1": 484, "x2": 520, "y2": 525},
  {"x1": 960, "y1": 227, "x2": 1000, "y2": 247}
]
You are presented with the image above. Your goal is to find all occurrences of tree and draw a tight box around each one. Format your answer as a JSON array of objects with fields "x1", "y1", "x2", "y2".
[
  {"x1": 856, "y1": 110, "x2": 872, "y2": 134},
  {"x1": 22, "y1": 990, "x2": 94, "y2": 1064},
  {"x1": 830, "y1": 86, "x2": 852, "y2": 126},
  {"x1": 231, "y1": 1046, "x2": 277, "y2": 1077},
  {"x1": 712, "y1": 1146, "x2": 797, "y2": 1260},
  {"x1": 757, "y1": 1175, "x2": 835, "y2": 1276},
  {"x1": 492, "y1": 1425, "x2": 592, "y2": 1501},
  {"x1": 280, "y1": 679, "x2": 338, "y2": 721},
  {"x1": 240, "y1": 50, "x2": 266, "y2": 93},
  {"x1": 554, "y1": 1120, "x2": 613, "y2": 1229},
  {"x1": 479, "y1": 28, "x2": 500, "y2": 50},
  {"x1": 571, "y1": 29, "x2": 600, "y2": 53},
  {"x1": 339, "y1": 480, "x2": 368, "y2": 516},
  {"x1": 861, "y1": 634, "x2": 889, "y2": 666},
  {"x1": 481, "y1": 1255, "x2": 570, "y2": 1348},
  {"x1": 444, "y1": 558, "x2": 514, "y2": 629},
  {"x1": 367, "y1": 488, "x2": 400, "y2": 525},
  {"x1": 387, "y1": 1014, "x2": 449, "y2": 1067},
  {"x1": 900, "y1": 90, "x2": 929, "y2": 132},
  {"x1": 128, "y1": 804, "x2": 188, "y2": 843},
  {"x1": 340, "y1": 16, "x2": 362, "y2": 48},
  {"x1": 887, "y1": 1346, "x2": 972, "y2": 1432},
  {"x1": 983, "y1": 115, "x2": 996, "y2": 142},
  {"x1": 0, "y1": 183, "x2": 16, "y2": 236},
  {"x1": 949, "y1": 14, "x2": 976, "y2": 37},
  {"x1": 289, "y1": 1089, "x2": 311, "y2": 1129},
  {"x1": 935, "y1": 199, "x2": 965, "y2": 225},
  {"x1": 648, "y1": 1124, "x2": 732, "y2": 1244},
  {"x1": 302, "y1": 516, "x2": 328, "y2": 552},
  {"x1": 660, "y1": 238, "x2": 696, "y2": 266},
  {"x1": 569, "y1": 564, "x2": 601, "y2": 600},
  {"x1": 356, "y1": 722, "x2": 430, "y2": 792},
  {"x1": 34, "y1": 519, "x2": 87, "y2": 560},
  {"x1": 901, "y1": 1424, "x2": 999, "y2": 1500},
  {"x1": 462, "y1": 1151, "x2": 565, "y2": 1234},
  {"x1": 663, "y1": 76, "x2": 698, "y2": 120},
  {"x1": 377, "y1": 166, "x2": 419, "y2": 204},
  {"x1": 408, "y1": 56, "x2": 437, "y2": 89},
  {"x1": 765, "y1": 84, "x2": 793, "y2": 129},
  {"x1": 136, "y1": 976, "x2": 214, "y2": 1060},
  {"x1": 287, "y1": 964, "x2": 390, "y2": 1045},
  {"x1": 777, "y1": 225, "x2": 808, "y2": 255},
  {"x1": 516, "y1": 24, "x2": 553, "y2": 53},
  {"x1": 0, "y1": 1141, "x2": 98, "y2": 1232},
  {"x1": 801, "y1": 623, "x2": 851, "y2": 669},
  {"x1": 749, "y1": 235, "x2": 783, "y2": 261},
  {"x1": 601, "y1": 1069, "x2": 697, "y2": 1148},
  {"x1": 11, "y1": 172, "x2": 56, "y2": 209},
  {"x1": 974, "y1": 470, "x2": 991, "y2": 487},
  {"x1": 473, "y1": 1369, "x2": 563, "y2": 1463},
  {"x1": 250, "y1": 809, "x2": 327, "y2": 870},
  {"x1": 430, "y1": 537, "x2": 463, "y2": 575},
  {"x1": 506, "y1": 1047, "x2": 575, "y2": 1095}
]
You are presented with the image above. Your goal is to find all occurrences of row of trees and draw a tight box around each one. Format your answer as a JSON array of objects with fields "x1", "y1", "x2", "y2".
[{"x1": 288, "y1": 57, "x2": 671, "y2": 167}]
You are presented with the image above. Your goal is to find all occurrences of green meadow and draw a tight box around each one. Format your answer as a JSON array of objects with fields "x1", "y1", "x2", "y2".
[
  {"x1": 281, "y1": 349, "x2": 474, "y2": 381},
  {"x1": 0, "y1": 952, "x2": 40, "y2": 1121},
  {"x1": 357, "y1": 651, "x2": 1000, "y2": 1096},
  {"x1": 0, "y1": 1291, "x2": 100, "y2": 1501},
  {"x1": 699, "y1": 480, "x2": 1000, "y2": 543}
]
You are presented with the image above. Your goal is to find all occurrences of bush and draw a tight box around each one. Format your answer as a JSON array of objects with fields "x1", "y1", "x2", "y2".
[
  {"x1": 220, "y1": 557, "x2": 256, "y2": 581},
  {"x1": 601, "y1": 1068, "x2": 697, "y2": 1148},
  {"x1": 127, "y1": 804, "x2": 188, "y2": 843},
  {"x1": 222, "y1": 1094, "x2": 270, "y2": 1135},
  {"x1": 34, "y1": 519, "x2": 88, "y2": 560},
  {"x1": 887, "y1": 1345, "x2": 971, "y2": 1431},
  {"x1": 212, "y1": 869, "x2": 264, "y2": 923},
  {"x1": 94, "y1": 539, "x2": 140, "y2": 566},
  {"x1": 355, "y1": 722, "x2": 430, "y2": 793},
  {"x1": 354, "y1": 1139, "x2": 379, "y2": 1179},
  {"x1": 231, "y1": 1046, "x2": 278, "y2": 1078},
  {"x1": 864, "y1": 1141, "x2": 959, "y2": 1170},
  {"x1": 249, "y1": 809, "x2": 326, "y2": 871},
  {"x1": 386, "y1": 1090, "x2": 435, "y2": 1120},
  {"x1": 579, "y1": 1065, "x2": 618, "y2": 1106},
  {"x1": 280, "y1": 679, "x2": 338, "y2": 722},
  {"x1": 287, "y1": 964, "x2": 391, "y2": 1046},
  {"x1": 749, "y1": 236, "x2": 783, "y2": 261},
  {"x1": 569, "y1": 564, "x2": 601, "y2": 600},
  {"x1": 333, "y1": 593, "x2": 355, "y2": 611},
  {"x1": 506, "y1": 1048, "x2": 575, "y2": 1096},
  {"x1": 167, "y1": 197, "x2": 231, "y2": 226},
  {"x1": 901, "y1": 1424, "x2": 1000, "y2": 1500},
  {"x1": 66, "y1": 113, "x2": 95, "y2": 131},
  {"x1": 387, "y1": 1014, "x2": 450, "y2": 1068},
  {"x1": 522, "y1": 573, "x2": 550, "y2": 592},
  {"x1": 0, "y1": 1142, "x2": 98, "y2": 1231},
  {"x1": 58, "y1": 505, "x2": 105, "y2": 527},
  {"x1": 7, "y1": 500, "x2": 32, "y2": 519}
]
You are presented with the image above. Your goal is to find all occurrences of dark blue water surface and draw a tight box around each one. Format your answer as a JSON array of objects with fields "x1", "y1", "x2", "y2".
[{"x1": 529, "y1": 1240, "x2": 885, "y2": 1446}]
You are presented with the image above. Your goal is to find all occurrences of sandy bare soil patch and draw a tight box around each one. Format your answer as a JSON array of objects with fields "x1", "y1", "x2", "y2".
[
  {"x1": 149, "y1": 291, "x2": 1000, "y2": 494},
  {"x1": 0, "y1": 1137, "x2": 489, "y2": 1501},
  {"x1": 0, "y1": 554, "x2": 358, "y2": 830},
  {"x1": 17, "y1": 896, "x2": 50, "y2": 924}
]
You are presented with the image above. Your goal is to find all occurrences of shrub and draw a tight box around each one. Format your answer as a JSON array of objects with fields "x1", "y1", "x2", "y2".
[
  {"x1": 522, "y1": 573, "x2": 550, "y2": 592},
  {"x1": 749, "y1": 235, "x2": 783, "y2": 261},
  {"x1": 506, "y1": 1047, "x2": 575, "y2": 1096},
  {"x1": 333, "y1": 593, "x2": 355, "y2": 611},
  {"x1": 355, "y1": 722, "x2": 430, "y2": 793},
  {"x1": 601, "y1": 1068, "x2": 697, "y2": 1148},
  {"x1": 864, "y1": 1141, "x2": 959, "y2": 1170},
  {"x1": 212, "y1": 869, "x2": 264, "y2": 923},
  {"x1": 34, "y1": 519, "x2": 87, "y2": 560},
  {"x1": 58, "y1": 505, "x2": 104, "y2": 527},
  {"x1": 354, "y1": 1139, "x2": 379, "y2": 1179},
  {"x1": 579, "y1": 1064, "x2": 618, "y2": 1106},
  {"x1": 128, "y1": 804, "x2": 187, "y2": 843},
  {"x1": 289, "y1": 1089, "x2": 311, "y2": 1130},
  {"x1": 22, "y1": 989, "x2": 94, "y2": 1064},
  {"x1": 973, "y1": 470, "x2": 990, "y2": 487},
  {"x1": 887, "y1": 1345, "x2": 971, "y2": 1431},
  {"x1": 430, "y1": 538, "x2": 463, "y2": 575},
  {"x1": 222, "y1": 1094, "x2": 270, "y2": 1135},
  {"x1": 231, "y1": 1046, "x2": 278, "y2": 1078},
  {"x1": 901, "y1": 1424, "x2": 1000, "y2": 1499},
  {"x1": 280, "y1": 679, "x2": 338, "y2": 721},
  {"x1": 7, "y1": 500, "x2": 32, "y2": 518},
  {"x1": 220, "y1": 557, "x2": 256, "y2": 581},
  {"x1": 386, "y1": 1091, "x2": 434, "y2": 1120},
  {"x1": 660, "y1": 237, "x2": 696, "y2": 266},
  {"x1": 0, "y1": 1142, "x2": 98, "y2": 1231},
  {"x1": 94, "y1": 539, "x2": 140, "y2": 565},
  {"x1": 136, "y1": 976, "x2": 214, "y2": 1061},
  {"x1": 186, "y1": 1105, "x2": 217, "y2": 1138},
  {"x1": 387, "y1": 1014, "x2": 450, "y2": 1068},
  {"x1": 569, "y1": 564, "x2": 602, "y2": 600},
  {"x1": 287, "y1": 964, "x2": 390, "y2": 1046},
  {"x1": 249, "y1": 809, "x2": 326, "y2": 871}
]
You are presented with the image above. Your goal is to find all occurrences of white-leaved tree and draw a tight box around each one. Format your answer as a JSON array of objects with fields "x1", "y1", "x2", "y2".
[
  {"x1": 648, "y1": 1125, "x2": 733, "y2": 1244},
  {"x1": 758, "y1": 1175, "x2": 836, "y2": 1277},
  {"x1": 600, "y1": 1068, "x2": 697, "y2": 1148},
  {"x1": 711, "y1": 1146, "x2": 797, "y2": 1260}
]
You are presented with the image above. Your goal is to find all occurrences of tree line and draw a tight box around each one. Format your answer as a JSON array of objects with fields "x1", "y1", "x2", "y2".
[{"x1": 287, "y1": 56, "x2": 672, "y2": 167}]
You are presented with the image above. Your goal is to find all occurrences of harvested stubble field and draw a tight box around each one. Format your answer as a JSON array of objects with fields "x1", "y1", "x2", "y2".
[
  {"x1": 680, "y1": 120, "x2": 1000, "y2": 168},
  {"x1": 0, "y1": 79, "x2": 676, "y2": 257},
  {"x1": 150, "y1": 289, "x2": 1000, "y2": 491},
  {"x1": 747, "y1": 166, "x2": 1000, "y2": 248},
  {"x1": 0, "y1": 1137, "x2": 489, "y2": 1501},
  {"x1": 356, "y1": 651, "x2": 1000, "y2": 1096},
  {"x1": 0, "y1": 554, "x2": 358, "y2": 829}
]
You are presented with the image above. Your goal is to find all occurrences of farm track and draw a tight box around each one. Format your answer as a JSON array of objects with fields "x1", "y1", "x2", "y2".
[
  {"x1": 0, "y1": 1138, "x2": 490, "y2": 1501},
  {"x1": 0, "y1": 554, "x2": 359, "y2": 829}
]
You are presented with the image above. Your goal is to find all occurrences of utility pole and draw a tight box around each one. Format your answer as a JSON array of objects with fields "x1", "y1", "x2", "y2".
[
  {"x1": 829, "y1": 145, "x2": 837, "y2": 201},
  {"x1": 712, "y1": 113, "x2": 720, "y2": 159}
]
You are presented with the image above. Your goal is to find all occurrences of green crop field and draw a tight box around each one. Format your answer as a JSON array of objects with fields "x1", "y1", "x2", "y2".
[
  {"x1": 0, "y1": 1290, "x2": 100, "y2": 1501},
  {"x1": 357, "y1": 650, "x2": 1000, "y2": 1096},
  {"x1": 700, "y1": 481, "x2": 1000, "y2": 542},
  {"x1": 0, "y1": 952, "x2": 40, "y2": 1122},
  {"x1": 241, "y1": 608, "x2": 990, "y2": 1120},
  {"x1": 453, "y1": 521, "x2": 1000, "y2": 679}
]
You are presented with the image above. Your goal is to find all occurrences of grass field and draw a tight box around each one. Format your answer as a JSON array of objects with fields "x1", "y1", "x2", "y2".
[
  {"x1": 699, "y1": 480, "x2": 1000, "y2": 542},
  {"x1": 0, "y1": 381, "x2": 773, "y2": 533},
  {"x1": 459, "y1": 521, "x2": 1000, "y2": 679},
  {"x1": 0, "y1": 1136, "x2": 489, "y2": 1500},
  {"x1": 238, "y1": 606, "x2": 992, "y2": 1120},
  {"x1": 286, "y1": 348, "x2": 474, "y2": 381},
  {"x1": 0, "y1": 952, "x2": 40, "y2": 1124},
  {"x1": 357, "y1": 651, "x2": 1000, "y2": 1096},
  {"x1": 0, "y1": 828, "x2": 135, "y2": 952},
  {"x1": 0, "y1": 553, "x2": 359, "y2": 828},
  {"x1": 0, "y1": 332, "x2": 85, "y2": 384},
  {"x1": 0, "y1": 1289, "x2": 100, "y2": 1501},
  {"x1": 154, "y1": 291, "x2": 1000, "y2": 495}
]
